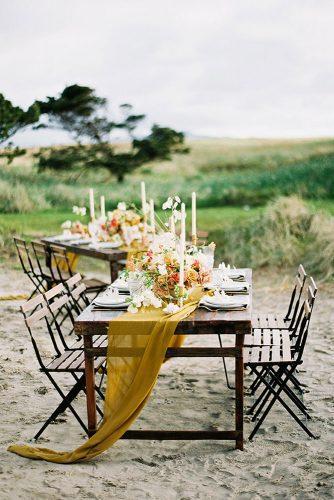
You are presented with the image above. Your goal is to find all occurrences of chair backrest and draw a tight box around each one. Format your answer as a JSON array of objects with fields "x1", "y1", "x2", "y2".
[
  {"x1": 293, "y1": 295, "x2": 313, "y2": 363},
  {"x1": 31, "y1": 240, "x2": 52, "y2": 278},
  {"x1": 49, "y1": 244, "x2": 74, "y2": 282},
  {"x1": 285, "y1": 264, "x2": 307, "y2": 323},
  {"x1": 64, "y1": 273, "x2": 89, "y2": 313},
  {"x1": 21, "y1": 293, "x2": 54, "y2": 369},
  {"x1": 14, "y1": 237, "x2": 34, "y2": 275}
]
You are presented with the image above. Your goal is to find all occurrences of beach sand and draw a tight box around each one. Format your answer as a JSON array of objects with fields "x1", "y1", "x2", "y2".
[{"x1": 0, "y1": 268, "x2": 333, "y2": 499}]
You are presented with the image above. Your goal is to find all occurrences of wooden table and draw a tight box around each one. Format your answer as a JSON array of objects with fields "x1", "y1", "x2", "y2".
[
  {"x1": 42, "y1": 237, "x2": 128, "y2": 282},
  {"x1": 74, "y1": 268, "x2": 252, "y2": 450}
]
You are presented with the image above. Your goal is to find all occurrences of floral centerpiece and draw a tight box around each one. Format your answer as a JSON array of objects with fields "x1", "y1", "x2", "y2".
[
  {"x1": 61, "y1": 206, "x2": 89, "y2": 236},
  {"x1": 123, "y1": 230, "x2": 215, "y2": 313},
  {"x1": 90, "y1": 202, "x2": 146, "y2": 247}
]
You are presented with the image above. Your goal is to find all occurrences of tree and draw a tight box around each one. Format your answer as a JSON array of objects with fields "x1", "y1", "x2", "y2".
[
  {"x1": 36, "y1": 85, "x2": 189, "y2": 182},
  {"x1": 0, "y1": 93, "x2": 40, "y2": 163}
]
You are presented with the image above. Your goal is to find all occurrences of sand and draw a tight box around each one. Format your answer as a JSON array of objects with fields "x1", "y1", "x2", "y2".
[{"x1": 0, "y1": 267, "x2": 333, "y2": 499}]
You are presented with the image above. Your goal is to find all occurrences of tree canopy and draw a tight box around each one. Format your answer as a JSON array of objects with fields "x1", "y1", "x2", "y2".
[{"x1": 0, "y1": 94, "x2": 40, "y2": 163}]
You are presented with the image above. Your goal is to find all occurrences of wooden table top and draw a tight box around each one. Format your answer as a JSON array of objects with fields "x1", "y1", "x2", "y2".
[
  {"x1": 74, "y1": 269, "x2": 252, "y2": 337},
  {"x1": 42, "y1": 237, "x2": 128, "y2": 262}
]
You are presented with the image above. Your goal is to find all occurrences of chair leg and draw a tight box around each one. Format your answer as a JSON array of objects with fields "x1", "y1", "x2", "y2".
[
  {"x1": 249, "y1": 366, "x2": 317, "y2": 440},
  {"x1": 217, "y1": 333, "x2": 235, "y2": 390},
  {"x1": 34, "y1": 374, "x2": 88, "y2": 440}
]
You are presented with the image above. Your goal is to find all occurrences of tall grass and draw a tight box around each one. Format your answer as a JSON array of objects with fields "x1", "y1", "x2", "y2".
[
  {"x1": 217, "y1": 196, "x2": 334, "y2": 281},
  {"x1": 1, "y1": 147, "x2": 334, "y2": 213}
]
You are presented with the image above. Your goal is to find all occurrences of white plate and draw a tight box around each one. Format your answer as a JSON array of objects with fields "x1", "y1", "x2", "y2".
[
  {"x1": 94, "y1": 295, "x2": 128, "y2": 307},
  {"x1": 206, "y1": 283, "x2": 249, "y2": 292},
  {"x1": 89, "y1": 241, "x2": 122, "y2": 249},
  {"x1": 50, "y1": 233, "x2": 82, "y2": 242},
  {"x1": 201, "y1": 295, "x2": 248, "y2": 309},
  {"x1": 111, "y1": 278, "x2": 129, "y2": 291}
]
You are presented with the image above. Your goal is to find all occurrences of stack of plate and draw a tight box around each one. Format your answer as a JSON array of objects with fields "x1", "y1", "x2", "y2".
[
  {"x1": 200, "y1": 294, "x2": 248, "y2": 311},
  {"x1": 49, "y1": 233, "x2": 82, "y2": 243},
  {"x1": 93, "y1": 294, "x2": 129, "y2": 309},
  {"x1": 111, "y1": 278, "x2": 130, "y2": 293},
  {"x1": 88, "y1": 241, "x2": 122, "y2": 249},
  {"x1": 206, "y1": 281, "x2": 249, "y2": 294}
]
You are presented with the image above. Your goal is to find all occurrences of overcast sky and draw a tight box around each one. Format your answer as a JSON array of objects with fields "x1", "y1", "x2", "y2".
[{"x1": 1, "y1": 0, "x2": 334, "y2": 146}]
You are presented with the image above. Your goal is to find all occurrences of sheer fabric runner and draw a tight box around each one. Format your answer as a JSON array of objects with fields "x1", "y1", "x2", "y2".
[{"x1": 8, "y1": 292, "x2": 201, "y2": 463}]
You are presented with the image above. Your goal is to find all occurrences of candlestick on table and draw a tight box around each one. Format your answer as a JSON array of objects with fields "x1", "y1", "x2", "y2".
[
  {"x1": 89, "y1": 188, "x2": 95, "y2": 221},
  {"x1": 169, "y1": 215, "x2": 175, "y2": 235},
  {"x1": 141, "y1": 181, "x2": 147, "y2": 242},
  {"x1": 100, "y1": 195, "x2": 106, "y2": 220},
  {"x1": 179, "y1": 202, "x2": 186, "y2": 306},
  {"x1": 149, "y1": 199, "x2": 155, "y2": 233},
  {"x1": 191, "y1": 191, "x2": 197, "y2": 245}
]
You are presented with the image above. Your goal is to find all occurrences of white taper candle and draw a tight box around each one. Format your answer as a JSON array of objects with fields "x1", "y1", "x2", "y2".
[
  {"x1": 191, "y1": 191, "x2": 197, "y2": 242},
  {"x1": 141, "y1": 181, "x2": 146, "y2": 216},
  {"x1": 100, "y1": 195, "x2": 105, "y2": 220},
  {"x1": 89, "y1": 188, "x2": 95, "y2": 221},
  {"x1": 149, "y1": 198, "x2": 155, "y2": 232},
  {"x1": 179, "y1": 202, "x2": 186, "y2": 288}
]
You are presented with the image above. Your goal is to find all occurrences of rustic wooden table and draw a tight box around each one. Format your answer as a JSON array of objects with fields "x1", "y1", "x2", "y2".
[
  {"x1": 74, "y1": 268, "x2": 252, "y2": 450},
  {"x1": 42, "y1": 237, "x2": 128, "y2": 282}
]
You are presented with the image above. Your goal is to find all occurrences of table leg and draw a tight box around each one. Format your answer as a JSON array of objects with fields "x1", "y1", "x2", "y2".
[
  {"x1": 84, "y1": 336, "x2": 97, "y2": 436},
  {"x1": 235, "y1": 333, "x2": 245, "y2": 450},
  {"x1": 109, "y1": 261, "x2": 119, "y2": 282}
]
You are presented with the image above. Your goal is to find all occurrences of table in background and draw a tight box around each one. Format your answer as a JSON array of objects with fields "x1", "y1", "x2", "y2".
[{"x1": 42, "y1": 237, "x2": 128, "y2": 282}]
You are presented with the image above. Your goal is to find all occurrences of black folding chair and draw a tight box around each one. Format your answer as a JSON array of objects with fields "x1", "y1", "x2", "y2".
[
  {"x1": 246, "y1": 277, "x2": 318, "y2": 396},
  {"x1": 245, "y1": 293, "x2": 317, "y2": 440},
  {"x1": 14, "y1": 237, "x2": 48, "y2": 298},
  {"x1": 21, "y1": 291, "x2": 105, "y2": 440},
  {"x1": 252, "y1": 264, "x2": 308, "y2": 330},
  {"x1": 49, "y1": 244, "x2": 107, "y2": 297}
]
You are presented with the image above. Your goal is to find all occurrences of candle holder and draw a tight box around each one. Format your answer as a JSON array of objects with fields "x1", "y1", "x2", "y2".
[
  {"x1": 178, "y1": 285, "x2": 185, "y2": 307},
  {"x1": 192, "y1": 234, "x2": 197, "y2": 246}
]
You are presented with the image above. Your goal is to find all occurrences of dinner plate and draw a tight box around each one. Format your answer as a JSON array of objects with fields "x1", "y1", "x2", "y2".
[
  {"x1": 111, "y1": 278, "x2": 129, "y2": 292},
  {"x1": 89, "y1": 241, "x2": 122, "y2": 249},
  {"x1": 49, "y1": 233, "x2": 82, "y2": 242},
  {"x1": 93, "y1": 294, "x2": 128, "y2": 307},
  {"x1": 200, "y1": 295, "x2": 248, "y2": 310}
]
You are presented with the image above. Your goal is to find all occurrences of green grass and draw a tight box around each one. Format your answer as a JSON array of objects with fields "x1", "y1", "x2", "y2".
[{"x1": 1, "y1": 137, "x2": 334, "y2": 213}]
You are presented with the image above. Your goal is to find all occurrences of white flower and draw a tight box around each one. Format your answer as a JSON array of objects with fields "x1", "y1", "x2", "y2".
[
  {"x1": 163, "y1": 303, "x2": 180, "y2": 315},
  {"x1": 151, "y1": 296, "x2": 162, "y2": 308},
  {"x1": 117, "y1": 201, "x2": 127, "y2": 211},
  {"x1": 128, "y1": 304, "x2": 138, "y2": 314},
  {"x1": 61, "y1": 220, "x2": 72, "y2": 229},
  {"x1": 72, "y1": 206, "x2": 86, "y2": 216},
  {"x1": 158, "y1": 264, "x2": 167, "y2": 276},
  {"x1": 162, "y1": 197, "x2": 173, "y2": 210}
]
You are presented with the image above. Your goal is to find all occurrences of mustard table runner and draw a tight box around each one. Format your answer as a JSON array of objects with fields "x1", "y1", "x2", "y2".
[{"x1": 8, "y1": 295, "x2": 200, "y2": 463}]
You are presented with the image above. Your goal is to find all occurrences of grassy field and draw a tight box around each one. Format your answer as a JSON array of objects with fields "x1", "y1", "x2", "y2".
[
  {"x1": 1, "y1": 137, "x2": 334, "y2": 213},
  {"x1": 1, "y1": 138, "x2": 334, "y2": 278}
]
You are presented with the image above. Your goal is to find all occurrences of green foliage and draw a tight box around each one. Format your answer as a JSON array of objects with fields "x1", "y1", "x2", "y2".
[
  {"x1": 218, "y1": 196, "x2": 334, "y2": 281},
  {"x1": 0, "y1": 93, "x2": 40, "y2": 163},
  {"x1": 36, "y1": 84, "x2": 111, "y2": 142},
  {"x1": 35, "y1": 85, "x2": 189, "y2": 182}
]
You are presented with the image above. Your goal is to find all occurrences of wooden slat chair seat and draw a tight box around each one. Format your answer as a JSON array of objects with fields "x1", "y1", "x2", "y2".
[
  {"x1": 21, "y1": 289, "x2": 106, "y2": 440},
  {"x1": 251, "y1": 313, "x2": 289, "y2": 330},
  {"x1": 245, "y1": 298, "x2": 317, "y2": 441},
  {"x1": 244, "y1": 329, "x2": 283, "y2": 346},
  {"x1": 244, "y1": 331, "x2": 292, "y2": 364}
]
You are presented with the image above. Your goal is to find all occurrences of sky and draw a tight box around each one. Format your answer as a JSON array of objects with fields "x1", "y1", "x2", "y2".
[{"x1": 1, "y1": 0, "x2": 334, "y2": 146}]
